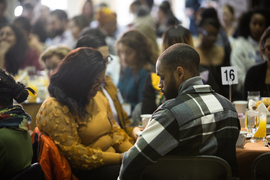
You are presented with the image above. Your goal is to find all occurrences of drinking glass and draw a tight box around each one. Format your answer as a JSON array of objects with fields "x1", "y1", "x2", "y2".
[
  {"x1": 245, "y1": 110, "x2": 259, "y2": 143},
  {"x1": 255, "y1": 112, "x2": 267, "y2": 145},
  {"x1": 247, "y1": 91, "x2": 260, "y2": 103}
]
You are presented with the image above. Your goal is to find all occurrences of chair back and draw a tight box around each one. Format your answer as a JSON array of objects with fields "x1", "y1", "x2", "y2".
[
  {"x1": 31, "y1": 127, "x2": 78, "y2": 180},
  {"x1": 141, "y1": 155, "x2": 232, "y2": 180},
  {"x1": 251, "y1": 152, "x2": 270, "y2": 180},
  {"x1": 11, "y1": 163, "x2": 45, "y2": 180}
]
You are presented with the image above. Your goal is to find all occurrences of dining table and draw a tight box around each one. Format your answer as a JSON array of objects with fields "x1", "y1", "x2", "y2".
[{"x1": 236, "y1": 123, "x2": 270, "y2": 180}]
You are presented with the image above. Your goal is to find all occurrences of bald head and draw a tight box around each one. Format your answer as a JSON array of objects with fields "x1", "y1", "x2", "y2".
[{"x1": 158, "y1": 43, "x2": 200, "y2": 76}]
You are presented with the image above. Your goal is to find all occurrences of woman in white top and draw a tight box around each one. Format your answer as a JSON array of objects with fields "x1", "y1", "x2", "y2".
[{"x1": 230, "y1": 9, "x2": 270, "y2": 99}]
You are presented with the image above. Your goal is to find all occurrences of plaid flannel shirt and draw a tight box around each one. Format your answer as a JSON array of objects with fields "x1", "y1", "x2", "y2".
[{"x1": 119, "y1": 76, "x2": 240, "y2": 180}]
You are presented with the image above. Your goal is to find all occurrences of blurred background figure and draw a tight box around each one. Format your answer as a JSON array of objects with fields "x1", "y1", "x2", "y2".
[
  {"x1": 221, "y1": 4, "x2": 237, "y2": 46},
  {"x1": 0, "y1": 24, "x2": 41, "y2": 75},
  {"x1": 116, "y1": 30, "x2": 156, "y2": 116},
  {"x1": 96, "y1": 7, "x2": 118, "y2": 55},
  {"x1": 0, "y1": 0, "x2": 8, "y2": 25},
  {"x1": 46, "y1": 9, "x2": 75, "y2": 49},
  {"x1": 82, "y1": 0, "x2": 94, "y2": 24},
  {"x1": 0, "y1": 69, "x2": 33, "y2": 179},
  {"x1": 13, "y1": 16, "x2": 43, "y2": 56},
  {"x1": 32, "y1": 5, "x2": 50, "y2": 43},
  {"x1": 156, "y1": 1, "x2": 180, "y2": 38},
  {"x1": 244, "y1": 26, "x2": 270, "y2": 99},
  {"x1": 40, "y1": 45, "x2": 71, "y2": 77},
  {"x1": 130, "y1": 2, "x2": 155, "y2": 29},
  {"x1": 21, "y1": 3, "x2": 34, "y2": 23},
  {"x1": 185, "y1": 0, "x2": 201, "y2": 36},
  {"x1": 231, "y1": 9, "x2": 270, "y2": 99},
  {"x1": 69, "y1": 15, "x2": 89, "y2": 45},
  {"x1": 195, "y1": 18, "x2": 225, "y2": 97}
]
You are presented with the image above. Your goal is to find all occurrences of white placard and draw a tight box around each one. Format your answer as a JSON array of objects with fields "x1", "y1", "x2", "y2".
[{"x1": 221, "y1": 66, "x2": 238, "y2": 85}]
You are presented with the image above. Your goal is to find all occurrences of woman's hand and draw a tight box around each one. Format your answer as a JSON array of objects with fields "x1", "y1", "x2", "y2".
[
  {"x1": 119, "y1": 153, "x2": 124, "y2": 164},
  {"x1": 131, "y1": 127, "x2": 145, "y2": 141},
  {"x1": 0, "y1": 41, "x2": 12, "y2": 55}
]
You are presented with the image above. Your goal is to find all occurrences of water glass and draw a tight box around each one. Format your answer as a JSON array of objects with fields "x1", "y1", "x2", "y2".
[
  {"x1": 245, "y1": 110, "x2": 259, "y2": 143},
  {"x1": 247, "y1": 91, "x2": 260, "y2": 103}
]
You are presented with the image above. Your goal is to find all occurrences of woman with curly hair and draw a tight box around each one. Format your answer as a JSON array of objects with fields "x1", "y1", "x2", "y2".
[
  {"x1": 116, "y1": 29, "x2": 156, "y2": 112},
  {"x1": 231, "y1": 9, "x2": 270, "y2": 99},
  {"x1": 0, "y1": 69, "x2": 34, "y2": 178}
]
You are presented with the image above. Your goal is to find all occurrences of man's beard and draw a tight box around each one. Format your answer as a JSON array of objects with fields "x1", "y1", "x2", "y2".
[
  {"x1": 49, "y1": 28, "x2": 65, "y2": 38},
  {"x1": 161, "y1": 75, "x2": 179, "y2": 100}
]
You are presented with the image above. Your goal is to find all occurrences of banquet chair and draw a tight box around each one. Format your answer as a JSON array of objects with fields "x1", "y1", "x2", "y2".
[
  {"x1": 251, "y1": 152, "x2": 270, "y2": 180},
  {"x1": 141, "y1": 155, "x2": 233, "y2": 180},
  {"x1": 11, "y1": 163, "x2": 45, "y2": 180}
]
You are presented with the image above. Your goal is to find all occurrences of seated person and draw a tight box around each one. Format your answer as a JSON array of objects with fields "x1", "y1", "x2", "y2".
[
  {"x1": 0, "y1": 24, "x2": 42, "y2": 75},
  {"x1": 119, "y1": 44, "x2": 240, "y2": 179},
  {"x1": 244, "y1": 27, "x2": 270, "y2": 99},
  {"x1": 40, "y1": 45, "x2": 71, "y2": 77},
  {"x1": 116, "y1": 30, "x2": 155, "y2": 112},
  {"x1": 36, "y1": 48, "x2": 133, "y2": 180},
  {"x1": 75, "y1": 35, "x2": 141, "y2": 140},
  {"x1": 0, "y1": 69, "x2": 33, "y2": 178}
]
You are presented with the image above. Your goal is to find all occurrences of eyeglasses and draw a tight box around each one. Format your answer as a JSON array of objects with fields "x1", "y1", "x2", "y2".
[
  {"x1": 92, "y1": 79, "x2": 106, "y2": 89},
  {"x1": 201, "y1": 29, "x2": 218, "y2": 38},
  {"x1": 105, "y1": 55, "x2": 113, "y2": 64},
  {"x1": 264, "y1": 45, "x2": 270, "y2": 51}
]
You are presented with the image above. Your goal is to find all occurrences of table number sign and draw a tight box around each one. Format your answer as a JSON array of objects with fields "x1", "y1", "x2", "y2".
[
  {"x1": 221, "y1": 66, "x2": 238, "y2": 102},
  {"x1": 221, "y1": 66, "x2": 238, "y2": 85}
]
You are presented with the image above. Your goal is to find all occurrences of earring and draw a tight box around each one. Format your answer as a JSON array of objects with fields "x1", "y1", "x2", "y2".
[{"x1": 199, "y1": 34, "x2": 203, "y2": 39}]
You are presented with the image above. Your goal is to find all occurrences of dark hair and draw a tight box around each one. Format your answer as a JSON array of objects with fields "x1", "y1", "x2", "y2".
[
  {"x1": 50, "y1": 9, "x2": 68, "y2": 22},
  {"x1": 72, "y1": 15, "x2": 89, "y2": 31},
  {"x1": 144, "y1": 0, "x2": 153, "y2": 10},
  {"x1": 159, "y1": 43, "x2": 200, "y2": 76},
  {"x1": 162, "y1": 25, "x2": 194, "y2": 51},
  {"x1": 223, "y1": 4, "x2": 234, "y2": 16},
  {"x1": 79, "y1": 27, "x2": 106, "y2": 40},
  {"x1": 48, "y1": 48, "x2": 106, "y2": 118},
  {"x1": 76, "y1": 35, "x2": 107, "y2": 49},
  {"x1": 0, "y1": 69, "x2": 30, "y2": 107},
  {"x1": 260, "y1": 26, "x2": 270, "y2": 59},
  {"x1": 0, "y1": 24, "x2": 28, "y2": 75},
  {"x1": 13, "y1": 16, "x2": 32, "y2": 35},
  {"x1": 198, "y1": 17, "x2": 221, "y2": 30},
  {"x1": 238, "y1": 8, "x2": 270, "y2": 39},
  {"x1": 116, "y1": 29, "x2": 157, "y2": 69},
  {"x1": 159, "y1": 1, "x2": 171, "y2": 14},
  {"x1": 201, "y1": 7, "x2": 218, "y2": 19},
  {"x1": 158, "y1": 1, "x2": 179, "y2": 26}
]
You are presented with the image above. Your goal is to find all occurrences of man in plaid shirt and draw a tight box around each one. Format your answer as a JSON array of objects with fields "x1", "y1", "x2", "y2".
[{"x1": 119, "y1": 43, "x2": 240, "y2": 179}]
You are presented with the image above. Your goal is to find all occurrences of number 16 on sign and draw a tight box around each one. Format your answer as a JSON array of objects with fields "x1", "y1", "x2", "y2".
[{"x1": 221, "y1": 66, "x2": 238, "y2": 102}]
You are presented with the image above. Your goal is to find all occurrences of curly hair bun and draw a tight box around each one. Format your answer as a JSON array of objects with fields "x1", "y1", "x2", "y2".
[{"x1": 13, "y1": 82, "x2": 29, "y2": 103}]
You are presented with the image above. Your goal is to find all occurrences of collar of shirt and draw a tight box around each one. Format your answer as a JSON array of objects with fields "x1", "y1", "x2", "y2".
[{"x1": 177, "y1": 76, "x2": 213, "y2": 96}]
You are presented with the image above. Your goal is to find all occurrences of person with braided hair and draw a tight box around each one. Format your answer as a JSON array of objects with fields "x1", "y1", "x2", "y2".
[{"x1": 0, "y1": 68, "x2": 34, "y2": 178}]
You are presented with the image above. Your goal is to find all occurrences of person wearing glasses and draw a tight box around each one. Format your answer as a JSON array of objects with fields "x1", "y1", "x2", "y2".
[
  {"x1": 75, "y1": 35, "x2": 142, "y2": 140},
  {"x1": 244, "y1": 27, "x2": 270, "y2": 99},
  {"x1": 36, "y1": 48, "x2": 133, "y2": 180}
]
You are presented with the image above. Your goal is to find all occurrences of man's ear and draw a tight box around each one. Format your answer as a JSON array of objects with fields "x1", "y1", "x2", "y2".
[{"x1": 175, "y1": 66, "x2": 184, "y2": 80}]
